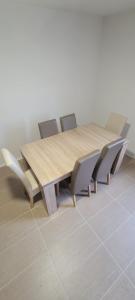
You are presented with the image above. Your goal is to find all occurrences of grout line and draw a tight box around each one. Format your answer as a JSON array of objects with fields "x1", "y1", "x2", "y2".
[
  {"x1": 102, "y1": 215, "x2": 132, "y2": 243},
  {"x1": 0, "y1": 249, "x2": 49, "y2": 292},
  {"x1": 77, "y1": 206, "x2": 135, "y2": 299},
  {"x1": 38, "y1": 206, "x2": 71, "y2": 229},
  {"x1": 0, "y1": 199, "x2": 84, "y2": 257},
  {"x1": 36, "y1": 223, "x2": 69, "y2": 300},
  {"x1": 0, "y1": 210, "x2": 39, "y2": 255},
  {"x1": 100, "y1": 269, "x2": 135, "y2": 300},
  {"x1": 106, "y1": 180, "x2": 135, "y2": 203},
  {"x1": 1, "y1": 164, "x2": 135, "y2": 296},
  {"x1": 40, "y1": 218, "x2": 86, "y2": 249},
  {"x1": 78, "y1": 191, "x2": 114, "y2": 221},
  {"x1": 0, "y1": 206, "x2": 30, "y2": 228},
  {"x1": 0, "y1": 214, "x2": 49, "y2": 291}
]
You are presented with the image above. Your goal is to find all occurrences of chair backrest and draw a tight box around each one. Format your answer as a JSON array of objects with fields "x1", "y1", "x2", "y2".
[
  {"x1": 71, "y1": 150, "x2": 100, "y2": 195},
  {"x1": 93, "y1": 138, "x2": 125, "y2": 182},
  {"x1": 38, "y1": 119, "x2": 58, "y2": 139},
  {"x1": 121, "y1": 123, "x2": 130, "y2": 138},
  {"x1": 105, "y1": 112, "x2": 127, "y2": 135},
  {"x1": 60, "y1": 113, "x2": 77, "y2": 132},
  {"x1": 1, "y1": 148, "x2": 32, "y2": 196},
  {"x1": 111, "y1": 140, "x2": 128, "y2": 174}
]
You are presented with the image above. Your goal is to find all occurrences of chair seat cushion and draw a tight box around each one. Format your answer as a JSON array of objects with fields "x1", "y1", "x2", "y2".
[{"x1": 25, "y1": 169, "x2": 40, "y2": 196}]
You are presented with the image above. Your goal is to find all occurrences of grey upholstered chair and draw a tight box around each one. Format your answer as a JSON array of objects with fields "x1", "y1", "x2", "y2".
[
  {"x1": 92, "y1": 138, "x2": 125, "y2": 192},
  {"x1": 70, "y1": 150, "x2": 100, "y2": 206},
  {"x1": 38, "y1": 119, "x2": 58, "y2": 139},
  {"x1": 111, "y1": 139, "x2": 128, "y2": 175},
  {"x1": 1, "y1": 148, "x2": 40, "y2": 208},
  {"x1": 60, "y1": 113, "x2": 77, "y2": 132}
]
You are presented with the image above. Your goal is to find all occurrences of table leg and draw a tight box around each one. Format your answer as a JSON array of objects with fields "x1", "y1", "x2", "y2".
[{"x1": 42, "y1": 184, "x2": 57, "y2": 215}]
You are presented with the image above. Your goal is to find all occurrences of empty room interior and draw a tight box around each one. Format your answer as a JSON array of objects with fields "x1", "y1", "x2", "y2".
[{"x1": 1, "y1": 0, "x2": 135, "y2": 299}]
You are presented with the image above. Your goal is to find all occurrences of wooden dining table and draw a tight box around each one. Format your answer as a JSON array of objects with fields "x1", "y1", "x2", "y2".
[{"x1": 21, "y1": 123, "x2": 119, "y2": 215}]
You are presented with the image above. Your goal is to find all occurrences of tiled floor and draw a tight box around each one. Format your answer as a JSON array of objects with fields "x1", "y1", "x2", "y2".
[{"x1": 0, "y1": 156, "x2": 135, "y2": 299}]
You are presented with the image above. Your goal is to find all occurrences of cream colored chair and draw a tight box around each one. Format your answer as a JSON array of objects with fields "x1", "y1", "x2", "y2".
[
  {"x1": 105, "y1": 112, "x2": 127, "y2": 135},
  {"x1": 1, "y1": 148, "x2": 40, "y2": 208}
]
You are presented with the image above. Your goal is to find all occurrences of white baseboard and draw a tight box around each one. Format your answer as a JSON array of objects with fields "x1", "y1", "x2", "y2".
[{"x1": 126, "y1": 150, "x2": 135, "y2": 159}]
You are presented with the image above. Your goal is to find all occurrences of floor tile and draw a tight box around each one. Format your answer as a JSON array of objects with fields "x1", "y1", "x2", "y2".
[
  {"x1": 31, "y1": 190, "x2": 73, "y2": 228},
  {"x1": 40, "y1": 208, "x2": 84, "y2": 250},
  {"x1": 77, "y1": 191, "x2": 112, "y2": 220},
  {"x1": 0, "y1": 158, "x2": 135, "y2": 299},
  {"x1": 0, "y1": 199, "x2": 30, "y2": 227},
  {"x1": 51, "y1": 223, "x2": 100, "y2": 277},
  {"x1": 0, "y1": 176, "x2": 27, "y2": 208},
  {"x1": 60, "y1": 245, "x2": 120, "y2": 300},
  {"x1": 102, "y1": 275, "x2": 135, "y2": 300},
  {"x1": 57, "y1": 189, "x2": 75, "y2": 211},
  {"x1": 118, "y1": 185, "x2": 135, "y2": 214},
  {"x1": 105, "y1": 174, "x2": 135, "y2": 199},
  {"x1": 0, "y1": 211, "x2": 37, "y2": 252},
  {"x1": 31, "y1": 201, "x2": 51, "y2": 227},
  {"x1": 105, "y1": 216, "x2": 135, "y2": 269},
  {"x1": 124, "y1": 162, "x2": 135, "y2": 179},
  {"x1": 122, "y1": 155, "x2": 134, "y2": 169},
  {"x1": 0, "y1": 253, "x2": 66, "y2": 300},
  {"x1": 89, "y1": 201, "x2": 130, "y2": 241},
  {"x1": 0, "y1": 167, "x2": 12, "y2": 181},
  {"x1": 0, "y1": 229, "x2": 47, "y2": 288},
  {"x1": 126, "y1": 258, "x2": 135, "y2": 286}
]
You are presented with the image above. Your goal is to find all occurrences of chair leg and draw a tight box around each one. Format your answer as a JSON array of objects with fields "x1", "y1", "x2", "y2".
[
  {"x1": 30, "y1": 195, "x2": 34, "y2": 208},
  {"x1": 25, "y1": 190, "x2": 34, "y2": 208},
  {"x1": 107, "y1": 173, "x2": 110, "y2": 185},
  {"x1": 88, "y1": 185, "x2": 91, "y2": 197},
  {"x1": 93, "y1": 181, "x2": 97, "y2": 193},
  {"x1": 73, "y1": 194, "x2": 77, "y2": 207}
]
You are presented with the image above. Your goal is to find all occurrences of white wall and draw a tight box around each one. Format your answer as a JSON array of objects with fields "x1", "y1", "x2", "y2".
[
  {"x1": 0, "y1": 4, "x2": 103, "y2": 163},
  {"x1": 93, "y1": 11, "x2": 135, "y2": 154}
]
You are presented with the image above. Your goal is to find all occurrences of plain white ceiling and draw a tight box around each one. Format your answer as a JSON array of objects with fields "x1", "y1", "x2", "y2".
[{"x1": 2, "y1": 0, "x2": 135, "y2": 15}]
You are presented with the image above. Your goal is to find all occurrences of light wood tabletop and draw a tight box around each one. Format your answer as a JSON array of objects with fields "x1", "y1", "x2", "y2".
[{"x1": 21, "y1": 123, "x2": 119, "y2": 215}]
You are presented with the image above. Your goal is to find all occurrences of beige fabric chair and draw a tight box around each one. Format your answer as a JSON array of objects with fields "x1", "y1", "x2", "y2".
[
  {"x1": 105, "y1": 112, "x2": 127, "y2": 135},
  {"x1": 1, "y1": 148, "x2": 40, "y2": 208}
]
